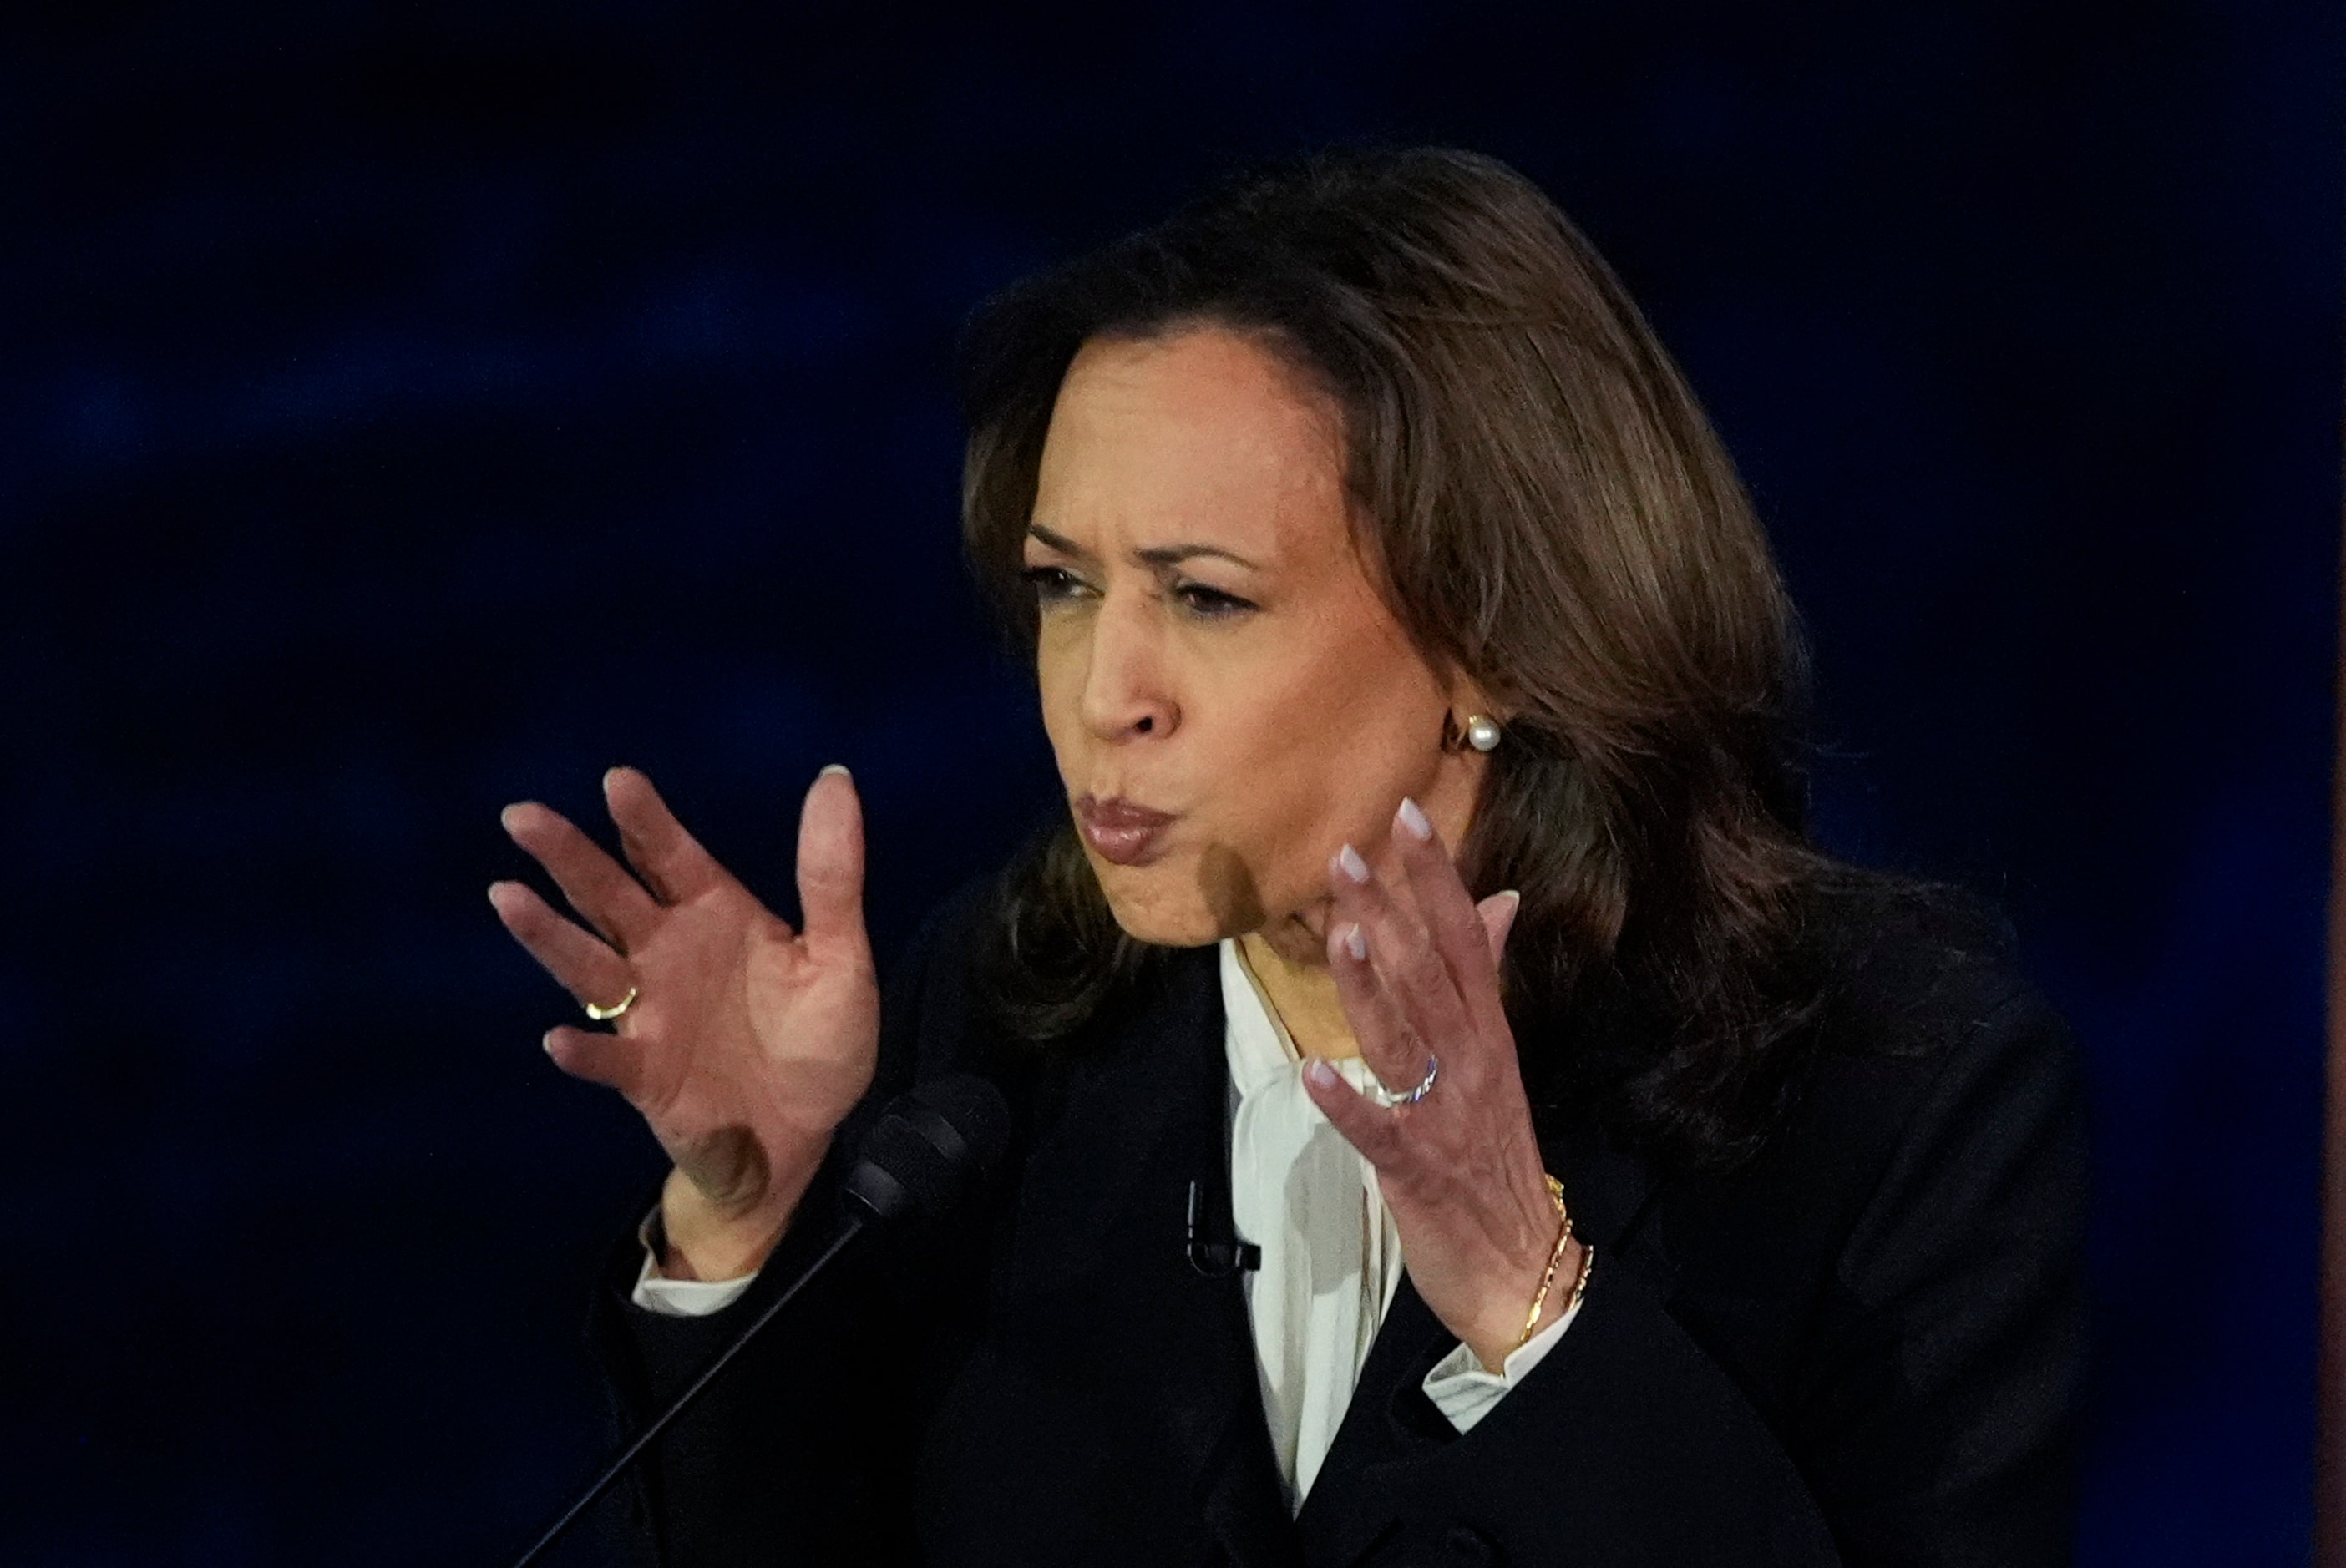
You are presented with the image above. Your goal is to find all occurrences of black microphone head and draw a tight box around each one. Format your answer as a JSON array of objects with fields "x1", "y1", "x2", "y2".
[{"x1": 842, "y1": 1074, "x2": 1011, "y2": 1228}]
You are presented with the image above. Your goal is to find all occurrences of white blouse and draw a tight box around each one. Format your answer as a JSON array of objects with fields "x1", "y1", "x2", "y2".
[{"x1": 634, "y1": 938, "x2": 1579, "y2": 1515}]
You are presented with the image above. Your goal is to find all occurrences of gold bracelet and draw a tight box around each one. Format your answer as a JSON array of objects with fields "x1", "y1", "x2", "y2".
[{"x1": 1516, "y1": 1174, "x2": 1574, "y2": 1349}]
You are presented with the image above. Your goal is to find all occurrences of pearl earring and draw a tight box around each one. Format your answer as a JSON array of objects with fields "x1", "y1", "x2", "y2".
[{"x1": 1448, "y1": 712, "x2": 1502, "y2": 753}]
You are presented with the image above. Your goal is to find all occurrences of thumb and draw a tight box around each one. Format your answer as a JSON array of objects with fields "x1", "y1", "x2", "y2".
[
  {"x1": 797, "y1": 764, "x2": 870, "y2": 964},
  {"x1": 1476, "y1": 889, "x2": 1522, "y2": 969}
]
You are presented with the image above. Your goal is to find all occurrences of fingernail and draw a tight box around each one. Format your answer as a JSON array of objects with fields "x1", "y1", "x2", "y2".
[
  {"x1": 1305, "y1": 1058, "x2": 1340, "y2": 1088},
  {"x1": 541, "y1": 1031, "x2": 558, "y2": 1054},
  {"x1": 1396, "y1": 797, "x2": 1432, "y2": 842},
  {"x1": 820, "y1": 763, "x2": 851, "y2": 779},
  {"x1": 1336, "y1": 844, "x2": 1371, "y2": 883},
  {"x1": 1490, "y1": 889, "x2": 1523, "y2": 951},
  {"x1": 1343, "y1": 923, "x2": 1367, "y2": 962},
  {"x1": 499, "y1": 805, "x2": 523, "y2": 832}
]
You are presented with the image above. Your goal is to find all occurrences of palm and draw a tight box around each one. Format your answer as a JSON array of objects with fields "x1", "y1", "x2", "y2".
[
  {"x1": 491, "y1": 766, "x2": 878, "y2": 1220},
  {"x1": 631, "y1": 888, "x2": 876, "y2": 1178}
]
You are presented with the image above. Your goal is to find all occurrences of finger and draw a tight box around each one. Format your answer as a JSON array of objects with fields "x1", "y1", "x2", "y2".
[
  {"x1": 1330, "y1": 842, "x2": 1474, "y2": 1075},
  {"x1": 1391, "y1": 798, "x2": 1505, "y2": 1025},
  {"x1": 1300, "y1": 1055, "x2": 1408, "y2": 1169},
  {"x1": 500, "y1": 800, "x2": 664, "y2": 953},
  {"x1": 489, "y1": 880, "x2": 636, "y2": 1012},
  {"x1": 606, "y1": 766, "x2": 731, "y2": 907},
  {"x1": 543, "y1": 1023, "x2": 647, "y2": 1100},
  {"x1": 1324, "y1": 891, "x2": 1439, "y2": 1100},
  {"x1": 1477, "y1": 889, "x2": 1523, "y2": 970},
  {"x1": 797, "y1": 766, "x2": 870, "y2": 968}
]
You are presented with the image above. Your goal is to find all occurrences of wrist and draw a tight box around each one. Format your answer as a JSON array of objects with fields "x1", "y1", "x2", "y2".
[
  {"x1": 655, "y1": 1159, "x2": 808, "y2": 1282},
  {"x1": 1463, "y1": 1175, "x2": 1583, "y2": 1371},
  {"x1": 1462, "y1": 1232, "x2": 1581, "y2": 1369}
]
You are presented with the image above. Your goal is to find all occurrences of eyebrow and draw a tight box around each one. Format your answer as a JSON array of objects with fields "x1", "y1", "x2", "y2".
[{"x1": 1026, "y1": 524, "x2": 1260, "y2": 573}]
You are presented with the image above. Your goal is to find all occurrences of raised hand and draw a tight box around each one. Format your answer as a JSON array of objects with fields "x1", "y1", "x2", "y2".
[
  {"x1": 489, "y1": 765, "x2": 879, "y2": 1280},
  {"x1": 1300, "y1": 799, "x2": 1583, "y2": 1372}
]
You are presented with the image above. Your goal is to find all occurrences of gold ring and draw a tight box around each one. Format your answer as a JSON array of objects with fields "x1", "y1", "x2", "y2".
[{"x1": 585, "y1": 985, "x2": 638, "y2": 1022}]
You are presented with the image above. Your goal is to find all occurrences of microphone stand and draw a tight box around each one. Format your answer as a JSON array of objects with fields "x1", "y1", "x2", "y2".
[
  {"x1": 502, "y1": 1072, "x2": 1008, "y2": 1567},
  {"x1": 507, "y1": 1214, "x2": 867, "y2": 1568}
]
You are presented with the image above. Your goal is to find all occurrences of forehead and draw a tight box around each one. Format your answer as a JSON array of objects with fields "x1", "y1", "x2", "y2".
[{"x1": 1030, "y1": 327, "x2": 1352, "y2": 563}]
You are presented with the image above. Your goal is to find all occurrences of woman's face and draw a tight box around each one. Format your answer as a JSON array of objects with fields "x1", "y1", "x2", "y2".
[{"x1": 1023, "y1": 326, "x2": 1489, "y2": 956}]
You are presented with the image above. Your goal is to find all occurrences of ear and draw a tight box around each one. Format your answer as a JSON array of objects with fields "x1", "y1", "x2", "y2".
[{"x1": 1439, "y1": 702, "x2": 1509, "y2": 756}]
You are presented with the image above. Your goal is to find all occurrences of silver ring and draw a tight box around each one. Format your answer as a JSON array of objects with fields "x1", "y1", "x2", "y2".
[{"x1": 1365, "y1": 1052, "x2": 1439, "y2": 1109}]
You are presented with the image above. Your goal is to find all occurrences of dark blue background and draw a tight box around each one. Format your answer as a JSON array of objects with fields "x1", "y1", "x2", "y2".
[{"x1": 4, "y1": 3, "x2": 2338, "y2": 1563}]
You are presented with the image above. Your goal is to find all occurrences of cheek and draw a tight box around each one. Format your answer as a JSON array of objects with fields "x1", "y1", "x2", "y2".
[{"x1": 1193, "y1": 647, "x2": 1445, "y2": 899}]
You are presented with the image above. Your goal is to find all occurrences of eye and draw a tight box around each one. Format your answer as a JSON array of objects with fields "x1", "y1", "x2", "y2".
[
  {"x1": 1020, "y1": 564, "x2": 1091, "y2": 605},
  {"x1": 1174, "y1": 581, "x2": 1259, "y2": 620}
]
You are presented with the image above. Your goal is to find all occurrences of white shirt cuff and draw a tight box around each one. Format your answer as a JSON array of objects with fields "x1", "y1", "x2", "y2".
[
  {"x1": 627, "y1": 1209, "x2": 760, "y2": 1318},
  {"x1": 1419, "y1": 1289, "x2": 1587, "y2": 1434}
]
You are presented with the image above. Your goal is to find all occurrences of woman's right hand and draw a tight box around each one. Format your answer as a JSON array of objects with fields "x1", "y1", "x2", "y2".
[{"x1": 489, "y1": 765, "x2": 879, "y2": 1282}]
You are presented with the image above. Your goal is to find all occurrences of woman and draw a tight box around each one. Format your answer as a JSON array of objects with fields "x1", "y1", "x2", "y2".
[{"x1": 491, "y1": 147, "x2": 2086, "y2": 1566}]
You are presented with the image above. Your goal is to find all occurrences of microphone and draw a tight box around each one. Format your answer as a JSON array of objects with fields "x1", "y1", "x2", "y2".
[
  {"x1": 1185, "y1": 1178, "x2": 1260, "y2": 1277},
  {"x1": 509, "y1": 1075, "x2": 1011, "y2": 1568},
  {"x1": 841, "y1": 1075, "x2": 1006, "y2": 1228}
]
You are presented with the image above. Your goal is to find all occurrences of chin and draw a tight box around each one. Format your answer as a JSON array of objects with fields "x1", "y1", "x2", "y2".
[
  {"x1": 1089, "y1": 847, "x2": 1267, "y2": 948},
  {"x1": 1095, "y1": 877, "x2": 1227, "y2": 948}
]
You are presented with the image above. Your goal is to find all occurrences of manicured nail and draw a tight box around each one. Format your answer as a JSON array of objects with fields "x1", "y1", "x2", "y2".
[
  {"x1": 820, "y1": 763, "x2": 851, "y2": 778},
  {"x1": 1305, "y1": 1058, "x2": 1340, "y2": 1088},
  {"x1": 1396, "y1": 797, "x2": 1432, "y2": 842},
  {"x1": 1487, "y1": 890, "x2": 1523, "y2": 953},
  {"x1": 1342, "y1": 923, "x2": 1367, "y2": 962},
  {"x1": 1336, "y1": 844, "x2": 1371, "y2": 883}
]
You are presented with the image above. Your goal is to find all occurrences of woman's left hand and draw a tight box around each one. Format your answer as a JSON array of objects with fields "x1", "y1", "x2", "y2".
[{"x1": 1300, "y1": 799, "x2": 1583, "y2": 1372}]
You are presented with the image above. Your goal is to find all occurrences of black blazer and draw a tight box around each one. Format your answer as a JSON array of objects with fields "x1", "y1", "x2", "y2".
[{"x1": 585, "y1": 881, "x2": 2087, "y2": 1568}]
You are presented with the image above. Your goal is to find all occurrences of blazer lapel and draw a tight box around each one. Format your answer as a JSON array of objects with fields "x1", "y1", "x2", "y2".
[
  {"x1": 1035, "y1": 947, "x2": 1300, "y2": 1568},
  {"x1": 1290, "y1": 1118, "x2": 1668, "y2": 1565},
  {"x1": 1024, "y1": 960, "x2": 1670, "y2": 1568},
  {"x1": 1289, "y1": 1270, "x2": 1448, "y2": 1563}
]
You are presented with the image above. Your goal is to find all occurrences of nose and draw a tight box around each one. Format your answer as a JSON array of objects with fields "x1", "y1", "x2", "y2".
[{"x1": 1077, "y1": 589, "x2": 1179, "y2": 744}]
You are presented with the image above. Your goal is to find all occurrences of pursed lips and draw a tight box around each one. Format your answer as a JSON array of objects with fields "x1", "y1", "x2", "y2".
[{"x1": 1074, "y1": 793, "x2": 1177, "y2": 866}]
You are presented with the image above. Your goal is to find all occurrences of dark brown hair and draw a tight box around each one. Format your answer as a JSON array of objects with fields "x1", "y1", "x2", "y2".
[{"x1": 958, "y1": 145, "x2": 1848, "y2": 1171}]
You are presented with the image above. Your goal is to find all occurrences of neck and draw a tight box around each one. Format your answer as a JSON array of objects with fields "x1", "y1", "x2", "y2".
[{"x1": 1237, "y1": 924, "x2": 1357, "y2": 1060}]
